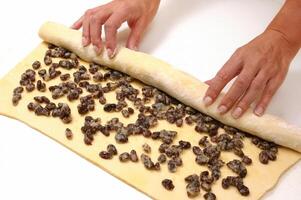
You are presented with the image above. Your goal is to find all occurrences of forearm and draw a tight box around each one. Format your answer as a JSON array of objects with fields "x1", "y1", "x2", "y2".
[{"x1": 267, "y1": 0, "x2": 301, "y2": 50}]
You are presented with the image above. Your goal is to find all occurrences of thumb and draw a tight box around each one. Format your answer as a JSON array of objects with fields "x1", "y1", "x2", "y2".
[{"x1": 126, "y1": 19, "x2": 148, "y2": 50}]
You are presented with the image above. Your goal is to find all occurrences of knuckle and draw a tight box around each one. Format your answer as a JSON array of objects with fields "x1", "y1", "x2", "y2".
[
  {"x1": 260, "y1": 68, "x2": 270, "y2": 77},
  {"x1": 90, "y1": 15, "x2": 98, "y2": 24},
  {"x1": 266, "y1": 89, "x2": 274, "y2": 97},
  {"x1": 235, "y1": 78, "x2": 247, "y2": 89},
  {"x1": 104, "y1": 22, "x2": 116, "y2": 31},
  {"x1": 85, "y1": 9, "x2": 93, "y2": 16},
  {"x1": 234, "y1": 47, "x2": 243, "y2": 57},
  {"x1": 252, "y1": 80, "x2": 262, "y2": 91},
  {"x1": 216, "y1": 71, "x2": 229, "y2": 83}
]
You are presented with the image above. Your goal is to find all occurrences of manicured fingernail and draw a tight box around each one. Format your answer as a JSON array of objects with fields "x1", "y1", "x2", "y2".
[
  {"x1": 254, "y1": 106, "x2": 264, "y2": 116},
  {"x1": 232, "y1": 107, "x2": 243, "y2": 119},
  {"x1": 82, "y1": 37, "x2": 88, "y2": 46},
  {"x1": 218, "y1": 105, "x2": 227, "y2": 114},
  {"x1": 107, "y1": 48, "x2": 116, "y2": 59},
  {"x1": 203, "y1": 96, "x2": 213, "y2": 106}
]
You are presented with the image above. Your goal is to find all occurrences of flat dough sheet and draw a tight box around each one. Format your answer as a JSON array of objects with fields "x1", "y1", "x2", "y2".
[{"x1": 0, "y1": 43, "x2": 300, "y2": 200}]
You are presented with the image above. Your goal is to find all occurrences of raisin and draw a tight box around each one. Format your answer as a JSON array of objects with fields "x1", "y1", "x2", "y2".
[
  {"x1": 32, "y1": 61, "x2": 41, "y2": 70},
  {"x1": 157, "y1": 154, "x2": 167, "y2": 163},
  {"x1": 142, "y1": 143, "x2": 151, "y2": 153},
  {"x1": 119, "y1": 152, "x2": 130, "y2": 162},
  {"x1": 107, "y1": 144, "x2": 118, "y2": 155},
  {"x1": 65, "y1": 128, "x2": 73, "y2": 140},
  {"x1": 99, "y1": 151, "x2": 113, "y2": 159},
  {"x1": 203, "y1": 192, "x2": 216, "y2": 200},
  {"x1": 162, "y1": 179, "x2": 174, "y2": 191},
  {"x1": 129, "y1": 150, "x2": 139, "y2": 162}
]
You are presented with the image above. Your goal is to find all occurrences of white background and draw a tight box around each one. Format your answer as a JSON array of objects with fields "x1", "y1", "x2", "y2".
[{"x1": 0, "y1": 0, "x2": 301, "y2": 199}]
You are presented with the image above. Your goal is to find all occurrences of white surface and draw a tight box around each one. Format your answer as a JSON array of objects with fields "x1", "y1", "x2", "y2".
[{"x1": 0, "y1": 0, "x2": 300, "y2": 200}]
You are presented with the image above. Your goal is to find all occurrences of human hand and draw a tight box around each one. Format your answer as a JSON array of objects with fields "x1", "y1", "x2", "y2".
[
  {"x1": 203, "y1": 30, "x2": 299, "y2": 119},
  {"x1": 72, "y1": 0, "x2": 160, "y2": 57}
]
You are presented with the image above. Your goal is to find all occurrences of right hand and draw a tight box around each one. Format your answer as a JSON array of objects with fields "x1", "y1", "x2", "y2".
[{"x1": 72, "y1": 0, "x2": 160, "y2": 58}]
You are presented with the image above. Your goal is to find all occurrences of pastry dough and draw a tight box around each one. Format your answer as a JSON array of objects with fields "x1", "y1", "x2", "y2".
[
  {"x1": 0, "y1": 41, "x2": 300, "y2": 200},
  {"x1": 38, "y1": 21, "x2": 301, "y2": 153}
]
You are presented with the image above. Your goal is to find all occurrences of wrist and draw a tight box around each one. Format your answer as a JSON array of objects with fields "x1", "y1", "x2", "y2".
[{"x1": 265, "y1": 28, "x2": 300, "y2": 59}]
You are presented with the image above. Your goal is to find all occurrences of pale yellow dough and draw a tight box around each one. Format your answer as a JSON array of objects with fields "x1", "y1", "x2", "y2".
[
  {"x1": 38, "y1": 22, "x2": 301, "y2": 153},
  {"x1": 0, "y1": 22, "x2": 300, "y2": 200}
]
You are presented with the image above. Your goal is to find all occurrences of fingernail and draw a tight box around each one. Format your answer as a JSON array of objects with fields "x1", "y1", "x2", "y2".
[
  {"x1": 203, "y1": 96, "x2": 213, "y2": 106},
  {"x1": 232, "y1": 107, "x2": 243, "y2": 119},
  {"x1": 107, "y1": 48, "x2": 116, "y2": 59},
  {"x1": 82, "y1": 37, "x2": 88, "y2": 46},
  {"x1": 132, "y1": 46, "x2": 138, "y2": 51},
  {"x1": 218, "y1": 105, "x2": 227, "y2": 114},
  {"x1": 254, "y1": 106, "x2": 264, "y2": 116}
]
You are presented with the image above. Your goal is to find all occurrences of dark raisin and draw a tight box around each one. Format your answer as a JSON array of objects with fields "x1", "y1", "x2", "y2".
[
  {"x1": 238, "y1": 184, "x2": 250, "y2": 196},
  {"x1": 195, "y1": 154, "x2": 209, "y2": 165},
  {"x1": 201, "y1": 182, "x2": 211, "y2": 192},
  {"x1": 26, "y1": 83, "x2": 35, "y2": 92},
  {"x1": 12, "y1": 94, "x2": 22, "y2": 106},
  {"x1": 44, "y1": 56, "x2": 52, "y2": 65},
  {"x1": 32, "y1": 61, "x2": 41, "y2": 70},
  {"x1": 104, "y1": 103, "x2": 117, "y2": 112},
  {"x1": 107, "y1": 144, "x2": 118, "y2": 155},
  {"x1": 259, "y1": 150, "x2": 269, "y2": 164},
  {"x1": 157, "y1": 154, "x2": 167, "y2": 163},
  {"x1": 172, "y1": 157, "x2": 183, "y2": 166},
  {"x1": 167, "y1": 160, "x2": 177, "y2": 173},
  {"x1": 128, "y1": 107, "x2": 134, "y2": 114},
  {"x1": 121, "y1": 109, "x2": 130, "y2": 118},
  {"x1": 65, "y1": 128, "x2": 73, "y2": 140},
  {"x1": 179, "y1": 140, "x2": 191, "y2": 149},
  {"x1": 129, "y1": 150, "x2": 139, "y2": 162},
  {"x1": 119, "y1": 152, "x2": 130, "y2": 162},
  {"x1": 115, "y1": 132, "x2": 128, "y2": 143},
  {"x1": 227, "y1": 160, "x2": 247, "y2": 178},
  {"x1": 192, "y1": 146, "x2": 203, "y2": 155},
  {"x1": 99, "y1": 151, "x2": 113, "y2": 159},
  {"x1": 185, "y1": 174, "x2": 199, "y2": 183},
  {"x1": 60, "y1": 73, "x2": 71, "y2": 81},
  {"x1": 162, "y1": 179, "x2": 174, "y2": 191},
  {"x1": 204, "y1": 192, "x2": 216, "y2": 200},
  {"x1": 242, "y1": 155, "x2": 252, "y2": 165},
  {"x1": 36, "y1": 80, "x2": 46, "y2": 92},
  {"x1": 142, "y1": 143, "x2": 151, "y2": 153},
  {"x1": 186, "y1": 181, "x2": 200, "y2": 198},
  {"x1": 141, "y1": 154, "x2": 155, "y2": 169}
]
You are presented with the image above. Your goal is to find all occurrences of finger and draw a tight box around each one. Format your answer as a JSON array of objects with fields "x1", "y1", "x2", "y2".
[
  {"x1": 82, "y1": 10, "x2": 94, "y2": 46},
  {"x1": 203, "y1": 54, "x2": 243, "y2": 106},
  {"x1": 104, "y1": 13, "x2": 126, "y2": 58},
  {"x1": 126, "y1": 19, "x2": 148, "y2": 50},
  {"x1": 218, "y1": 68, "x2": 258, "y2": 115},
  {"x1": 232, "y1": 70, "x2": 269, "y2": 118},
  {"x1": 90, "y1": 12, "x2": 111, "y2": 54},
  {"x1": 82, "y1": 18, "x2": 91, "y2": 46},
  {"x1": 254, "y1": 76, "x2": 283, "y2": 116},
  {"x1": 71, "y1": 16, "x2": 84, "y2": 29}
]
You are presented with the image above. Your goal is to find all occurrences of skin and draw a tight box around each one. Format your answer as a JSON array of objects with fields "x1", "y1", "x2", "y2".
[
  {"x1": 73, "y1": 0, "x2": 301, "y2": 118},
  {"x1": 72, "y1": 0, "x2": 160, "y2": 57}
]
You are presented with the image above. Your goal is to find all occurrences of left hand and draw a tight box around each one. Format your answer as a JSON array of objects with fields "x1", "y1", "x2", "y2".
[{"x1": 203, "y1": 29, "x2": 299, "y2": 119}]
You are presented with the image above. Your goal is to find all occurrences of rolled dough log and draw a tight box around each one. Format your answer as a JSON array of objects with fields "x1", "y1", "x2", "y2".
[{"x1": 38, "y1": 21, "x2": 301, "y2": 153}]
